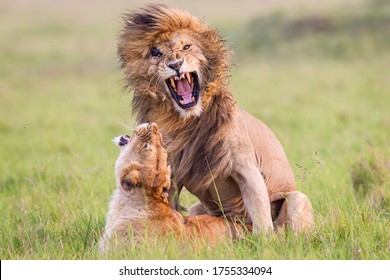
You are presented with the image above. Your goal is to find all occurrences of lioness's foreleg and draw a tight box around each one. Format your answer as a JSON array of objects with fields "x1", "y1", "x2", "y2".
[{"x1": 271, "y1": 191, "x2": 314, "y2": 233}]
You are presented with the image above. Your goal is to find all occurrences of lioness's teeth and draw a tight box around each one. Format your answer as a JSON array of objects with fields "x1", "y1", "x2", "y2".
[
  {"x1": 180, "y1": 73, "x2": 185, "y2": 80},
  {"x1": 179, "y1": 100, "x2": 184, "y2": 105},
  {"x1": 191, "y1": 96, "x2": 195, "y2": 102},
  {"x1": 185, "y1": 72, "x2": 191, "y2": 83}
]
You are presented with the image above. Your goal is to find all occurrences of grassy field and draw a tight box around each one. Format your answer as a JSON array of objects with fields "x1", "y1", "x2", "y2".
[{"x1": 0, "y1": 0, "x2": 389, "y2": 259}]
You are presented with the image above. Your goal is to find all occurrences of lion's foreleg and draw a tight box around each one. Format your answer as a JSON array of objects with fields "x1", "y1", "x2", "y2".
[
  {"x1": 232, "y1": 168, "x2": 273, "y2": 234},
  {"x1": 188, "y1": 201, "x2": 208, "y2": 216},
  {"x1": 168, "y1": 183, "x2": 187, "y2": 212}
]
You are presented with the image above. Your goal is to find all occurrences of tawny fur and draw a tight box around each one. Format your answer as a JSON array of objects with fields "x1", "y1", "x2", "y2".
[
  {"x1": 100, "y1": 123, "x2": 250, "y2": 251},
  {"x1": 118, "y1": 4, "x2": 314, "y2": 234}
]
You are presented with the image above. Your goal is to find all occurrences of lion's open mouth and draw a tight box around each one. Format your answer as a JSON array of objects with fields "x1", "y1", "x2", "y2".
[{"x1": 165, "y1": 72, "x2": 199, "y2": 109}]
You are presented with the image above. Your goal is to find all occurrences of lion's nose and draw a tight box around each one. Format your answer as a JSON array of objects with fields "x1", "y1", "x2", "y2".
[{"x1": 167, "y1": 59, "x2": 183, "y2": 71}]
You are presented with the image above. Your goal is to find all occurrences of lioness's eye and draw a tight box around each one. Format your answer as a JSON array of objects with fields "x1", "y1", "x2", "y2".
[
  {"x1": 183, "y1": 44, "x2": 191, "y2": 51},
  {"x1": 150, "y1": 47, "x2": 163, "y2": 58}
]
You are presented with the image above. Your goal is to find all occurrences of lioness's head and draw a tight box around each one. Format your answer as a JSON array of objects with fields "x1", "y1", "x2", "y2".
[
  {"x1": 118, "y1": 4, "x2": 230, "y2": 118},
  {"x1": 114, "y1": 123, "x2": 171, "y2": 203}
]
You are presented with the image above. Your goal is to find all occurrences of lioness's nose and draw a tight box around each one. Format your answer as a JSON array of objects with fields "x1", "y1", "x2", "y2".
[{"x1": 167, "y1": 59, "x2": 183, "y2": 71}]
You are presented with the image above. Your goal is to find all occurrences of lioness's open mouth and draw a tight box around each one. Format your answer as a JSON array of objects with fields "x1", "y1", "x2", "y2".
[{"x1": 165, "y1": 71, "x2": 199, "y2": 109}]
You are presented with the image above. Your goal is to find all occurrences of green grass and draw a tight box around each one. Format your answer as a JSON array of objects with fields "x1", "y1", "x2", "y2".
[{"x1": 0, "y1": 0, "x2": 389, "y2": 259}]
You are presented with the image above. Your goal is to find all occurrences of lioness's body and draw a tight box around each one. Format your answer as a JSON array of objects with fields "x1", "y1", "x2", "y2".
[
  {"x1": 100, "y1": 123, "x2": 249, "y2": 251},
  {"x1": 102, "y1": 187, "x2": 241, "y2": 246}
]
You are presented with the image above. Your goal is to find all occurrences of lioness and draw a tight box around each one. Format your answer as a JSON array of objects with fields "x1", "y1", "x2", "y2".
[
  {"x1": 118, "y1": 4, "x2": 314, "y2": 234},
  {"x1": 100, "y1": 123, "x2": 250, "y2": 251}
]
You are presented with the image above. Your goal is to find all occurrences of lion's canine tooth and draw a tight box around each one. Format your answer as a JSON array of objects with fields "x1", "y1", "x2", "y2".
[
  {"x1": 185, "y1": 72, "x2": 191, "y2": 83},
  {"x1": 170, "y1": 77, "x2": 176, "y2": 89},
  {"x1": 191, "y1": 97, "x2": 195, "y2": 102},
  {"x1": 179, "y1": 100, "x2": 184, "y2": 105}
]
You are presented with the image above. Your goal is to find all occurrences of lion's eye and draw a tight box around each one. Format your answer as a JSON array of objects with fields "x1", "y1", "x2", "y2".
[
  {"x1": 150, "y1": 47, "x2": 163, "y2": 58},
  {"x1": 183, "y1": 44, "x2": 191, "y2": 51}
]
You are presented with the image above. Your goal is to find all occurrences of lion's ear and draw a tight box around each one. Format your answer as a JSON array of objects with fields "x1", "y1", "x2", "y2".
[{"x1": 120, "y1": 170, "x2": 140, "y2": 191}]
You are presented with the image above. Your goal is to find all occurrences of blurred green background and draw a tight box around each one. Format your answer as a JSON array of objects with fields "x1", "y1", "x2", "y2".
[{"x1": 0, "y1": 0, "x2": 389, "y2": 259}]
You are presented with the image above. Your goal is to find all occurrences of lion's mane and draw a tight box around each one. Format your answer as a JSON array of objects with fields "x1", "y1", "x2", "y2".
[{"x1": 118, "y1": 4, "x2": 237, "y2": 192}]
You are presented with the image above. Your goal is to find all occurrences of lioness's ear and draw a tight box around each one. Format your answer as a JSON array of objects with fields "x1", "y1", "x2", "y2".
[
  {"x1": 161, "y1": 186, "x2": 169, "y2": 203},
  {"x1": 147, "y1": 122, "x2": 158, "y2": 132},
  {"x1": 120, "y1": 170, "x2": 140, "y2": 191}
]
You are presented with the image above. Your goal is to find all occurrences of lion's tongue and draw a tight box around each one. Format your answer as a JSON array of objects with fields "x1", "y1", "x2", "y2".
[{"x1": 176, "y1": 78, "x2": 193, "y2": 104}]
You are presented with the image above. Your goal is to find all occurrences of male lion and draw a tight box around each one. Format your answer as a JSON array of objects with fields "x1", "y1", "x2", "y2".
[
  {"x1": 100, "y1": 123, "x2": 250, "y2": 251},
  {"x1": 118, "y1": 4, "x2": 314, "y2": 234}
]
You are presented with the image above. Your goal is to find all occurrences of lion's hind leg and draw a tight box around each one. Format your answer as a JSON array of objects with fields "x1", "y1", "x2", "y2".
[{"x1": 271, "y1": 191, "x2": 314, "y2": 234}]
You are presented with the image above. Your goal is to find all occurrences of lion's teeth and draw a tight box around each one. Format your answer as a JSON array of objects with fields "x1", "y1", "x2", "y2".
[
  {"x1": 185, "y1": 73, "x2": 191, "y2": 83},
  {"x1": 191, "y1": 97, "x2": 195, "y2": 102},
  {"x1": 170, "y1": 77, "x2": 176, "y2": 89},
  {"x1": 174, "y1": 76, "x2": 180, "y2": 81},
  {"x1": 179, "y1": 100, "x2": 184, "y2": 105},
  {"x1": 179, "y1": 73, "x2": 185, "y2": 80}
]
